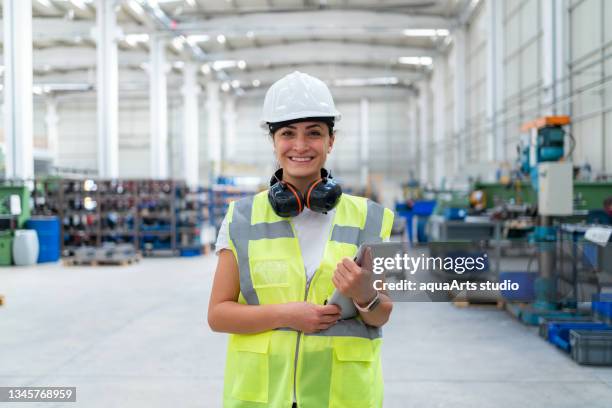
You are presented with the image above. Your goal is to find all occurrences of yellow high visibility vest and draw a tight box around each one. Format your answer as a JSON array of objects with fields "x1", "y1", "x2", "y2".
[{"x1": 223, "y1": 191, "x2": 394, "y2": 408}]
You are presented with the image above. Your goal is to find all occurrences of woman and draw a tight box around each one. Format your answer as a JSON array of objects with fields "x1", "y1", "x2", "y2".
[{"x1": 208, "y1": 71, "x2": 394, "y2": 408}]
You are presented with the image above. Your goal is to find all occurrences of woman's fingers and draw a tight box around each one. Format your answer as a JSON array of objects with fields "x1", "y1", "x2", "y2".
[
  {"x1": 320, "y1": 304, "x2": 341, "y2": 315},
  {"x1": 320, "y1": 313, "x2": 341, "y2": 324}
]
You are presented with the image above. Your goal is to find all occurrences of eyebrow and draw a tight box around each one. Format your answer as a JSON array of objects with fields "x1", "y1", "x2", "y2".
[{"x1": 285, "y1": 124, "x2": 323, "y2": 129}]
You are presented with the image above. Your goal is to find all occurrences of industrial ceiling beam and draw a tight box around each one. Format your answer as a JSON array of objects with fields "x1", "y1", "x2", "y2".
[
  {"x1": 225, "y1": 64, "x2": 425, "y2": 88},
  {"x1": 178, "y1": 9, "x2": 454, "y2": 29},
  {"x1": 18, "y1": 40, "x2": 434, "y2": 72},
  {"x1": 201, "y1": 41, "x2": 437, "y2": 64}
]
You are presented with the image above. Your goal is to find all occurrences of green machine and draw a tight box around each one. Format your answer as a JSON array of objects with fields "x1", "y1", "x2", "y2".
[
  {"x1": 0, "y1": 184, "x2": 31, "y2": 266},
  {"x1": 0, "y1": 184, "x2": 31, "y2": 228}
]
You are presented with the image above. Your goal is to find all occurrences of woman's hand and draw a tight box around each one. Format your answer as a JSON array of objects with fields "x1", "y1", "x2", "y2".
[
  {"x1": 280, "y1": 302, "x2": 341, "y2": 334},
  {"x1": 332, "y1": 257, "x2": 377, "y2": 305}
]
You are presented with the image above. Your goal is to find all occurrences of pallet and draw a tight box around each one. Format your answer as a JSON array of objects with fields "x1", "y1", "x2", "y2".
[
  {"x1": 453, "y1": 300, "x2": 505, "y2": 309},
  {"x1": 63, "y1": 253, "x2": 141, "y2": 267}
]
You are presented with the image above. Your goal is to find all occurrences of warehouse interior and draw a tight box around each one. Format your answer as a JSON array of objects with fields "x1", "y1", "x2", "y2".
[{"x1": 1, "y1": 0, "x2": 612, "y2": 407}]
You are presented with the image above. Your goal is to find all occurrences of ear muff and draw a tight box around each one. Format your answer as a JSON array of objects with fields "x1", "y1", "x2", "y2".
[
  {"x1": 268, "y1": 169, "x2": 304, "y2": 217},
  {"x1": 304, "y1": 169, "x2": 342, "y2": 213}
]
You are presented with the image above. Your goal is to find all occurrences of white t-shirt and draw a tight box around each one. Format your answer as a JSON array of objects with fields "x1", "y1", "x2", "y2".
[{"x1": 215, "y1": 207, "x2": 336, "y2": 280}]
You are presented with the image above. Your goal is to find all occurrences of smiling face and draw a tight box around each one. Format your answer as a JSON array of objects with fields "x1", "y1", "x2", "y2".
[{"x1": 272, "y1": 121, "x2": 335, "y2": 192}]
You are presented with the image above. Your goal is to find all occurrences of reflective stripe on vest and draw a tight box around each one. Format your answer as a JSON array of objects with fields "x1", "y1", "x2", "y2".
[
  {"x1": 229, "y1": 196, "x2": 295, "y2": 306},
  {"x1": 330, "y1": 199, "x2": 384, "y2": 246},
  {"x1": 276, "y1": 319, "x2": 381, "y2": 339}
]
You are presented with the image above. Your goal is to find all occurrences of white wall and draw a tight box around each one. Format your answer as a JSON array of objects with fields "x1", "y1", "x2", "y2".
[
  {"x1": 421, "y1": 0, "x2": 612, "y2": 187},
  {"x1": 42, "y1": 85, "x2": 414, "y2": 189}
]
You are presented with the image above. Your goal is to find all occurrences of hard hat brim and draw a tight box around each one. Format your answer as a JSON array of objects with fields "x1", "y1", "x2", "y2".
[{"x1": 260, "y1": 111, "x2": 342, "y2": 130}]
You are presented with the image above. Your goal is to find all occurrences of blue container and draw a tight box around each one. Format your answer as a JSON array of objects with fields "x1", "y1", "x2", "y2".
[
  {"x1": 395, "y1": 203, "x2": 414, "y2": 244},
  {"x1": 547, "y1": 322, "x2": 610, "y2": 352},
  {"x1": 180, "y1": 248, "x2": 202, "y2": 257},
  {"x1": 444, "y1": 208, "x2": 466, "y2": 221},
  {"x1": 416, "y1": 217, "x2": 429, "y2": 243},
  {"x1": 592, "y1": 295, "x2": 612, "y2": 319},
  {"x1": 499, "y1": 271, "x2": 537, "y2": 302},
  {"x1": 25, "y1": 216, "x2": 60, "y2": 263},
  {"x1": 412, "y1": 200, "x2": 437, "y2": 216}
]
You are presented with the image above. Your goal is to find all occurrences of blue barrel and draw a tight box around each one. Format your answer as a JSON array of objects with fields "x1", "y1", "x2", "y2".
[{"x1": 25, "y1": 216, "x2": 60, "y2": 263}]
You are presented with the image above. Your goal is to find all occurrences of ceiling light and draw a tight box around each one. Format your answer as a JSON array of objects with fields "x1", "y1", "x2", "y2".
[
  {"x1": 221, "y1": 82, "x2": 231, "y2": 92},
  {"x1": 217, "y1": 34, "x2": 226, "y2": 44},
  {"x1": 125, "y1": 33, "x2": 149, "y2": 47},
  {"x1": 398, "y1": 56, "x2": 433, "y2": 66},
  {"x1": 37, "y1": 0, "x2": 53, "y2": 7},
  {"x1": 402, "y1": 29, "x2": 449, "y2": 37},
  {"x1": 173, "y1": 61, "x2": 185, "y2": 69},
  {"x1": 252, "y1": 79, "x2": 260, "y2": 87},
  {"x1": 231, "y1": 80, "x2": 240, "y2": 88},
  {"x1": 185, "y1": 0, "x2": 196, "y2": 6},
  {"x1": 246, "y1": 31, "x2": 255, "y2": 39},
  {"x1": 201, "y1": 64, "x2": 211, "y2": 75},
  {"x1": 186, "y1": 35, "x2": 210, "y2": 45},
  {"x1": 237, "y1": 60, "x2": 246, "y2": 70},
  {"x1": 128, "y1": 0, "x2": 144, "y2": 14},
  {"x1": 212, "y1": 60, "x2": 238, "y2": 70},
  {"x1": 172, "y1": 36, "x2": 186, "y2": 51}
]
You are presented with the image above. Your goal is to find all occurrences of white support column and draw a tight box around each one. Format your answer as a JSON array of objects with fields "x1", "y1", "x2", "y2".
[
  {"x1": 182, "y1": 62, "x2": 200, "y2": 188},
  {"x1": 486, "y1": 0, "x2": 505, "y2": 162},
  {"x1": 433, "y1": 56, "x2": 446, "y2": 187},
  {"x1": 359, "y1": 98, "x2": 370, "y2": 187},
  {"x1": 45, "y1": 97, "x2": 59, "y2": 165},
  {"x1": 418, "y1": 81, "x2": 431, "y2": 185},
  {"x1": 541, "y1": 0, "x2": 567, "y2": 115},
  {"x1": 95, "y1": 0, "x2": 118, "y2": 178},
  {"x1": 206, "y1": 81, "x2": 222, "y2": 179},
  {"x1": 150, "y1": 34, "x2": 168, "y2": 179},
  {"x1": 407, "y1": 96, "x2": 419, "y2": 175},
  {"x1": 223, "y1": 95, "x2": 237, "y2": 161},
  {"x1": 3, "y1": 0, "x2": 34, "y2": 180},
  {"x1": 453, "y1": 27, "x2": 467, "y2": 171}
]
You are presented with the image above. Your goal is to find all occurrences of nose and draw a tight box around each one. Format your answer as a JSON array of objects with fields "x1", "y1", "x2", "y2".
[{"x1": 293, "y1": 133, "x2": 309, "y2": 152}]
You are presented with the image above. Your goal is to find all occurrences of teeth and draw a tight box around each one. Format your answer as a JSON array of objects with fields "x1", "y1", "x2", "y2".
[{"x1": 290, "y1": 157, "x2": 312, "y2": 162}]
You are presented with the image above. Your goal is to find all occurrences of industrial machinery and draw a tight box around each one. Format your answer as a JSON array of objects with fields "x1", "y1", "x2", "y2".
[{"x1": 511, "y1": 116, "x2": 575, "y2": 321}]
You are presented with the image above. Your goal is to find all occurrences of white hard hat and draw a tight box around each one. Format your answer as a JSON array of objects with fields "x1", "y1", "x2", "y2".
[{"x1": 260, "y1": 71, "x2": 341, "y2": 129}]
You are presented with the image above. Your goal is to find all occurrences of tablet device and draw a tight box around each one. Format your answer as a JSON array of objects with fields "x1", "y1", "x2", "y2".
[{"x1": 325, "y1": 244, "x2": 373, "y2": 319}]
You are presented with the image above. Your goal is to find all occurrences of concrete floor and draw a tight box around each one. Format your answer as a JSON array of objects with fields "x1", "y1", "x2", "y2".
[{"x1": 1, "y1": 255, "x2": 611, "y2": 408}]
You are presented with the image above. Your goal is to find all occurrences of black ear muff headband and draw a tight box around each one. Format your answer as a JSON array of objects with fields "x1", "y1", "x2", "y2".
[{"x1": 268, "y1": 168, "x2": 342, "y2": 217}]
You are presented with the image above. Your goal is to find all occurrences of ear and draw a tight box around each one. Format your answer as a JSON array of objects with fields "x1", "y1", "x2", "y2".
[{"x1": 328, "y1": 132, "x2": 335, "y2": 153}]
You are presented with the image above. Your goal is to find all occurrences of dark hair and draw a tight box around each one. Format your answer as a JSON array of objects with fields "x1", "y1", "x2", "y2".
[{"x1": 268, "y1": 117, "x2": 335, "y2": 137}]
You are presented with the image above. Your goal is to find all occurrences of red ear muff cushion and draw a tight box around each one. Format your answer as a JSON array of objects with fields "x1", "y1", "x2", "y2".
[
  {"x1": 305, "y1": 179, "x2": 323, "y2": 209},
  {"x1": 283, "y1": 181, "x2": 303, "y2": 213}
]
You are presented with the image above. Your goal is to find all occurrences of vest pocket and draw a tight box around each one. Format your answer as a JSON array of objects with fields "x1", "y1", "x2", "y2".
[
  {"x1": 330, "y1": 337, "x2": 374, "y2": 408},
  {"x1": 230, "y1": 332, "x2": 271, "y2": 403}
]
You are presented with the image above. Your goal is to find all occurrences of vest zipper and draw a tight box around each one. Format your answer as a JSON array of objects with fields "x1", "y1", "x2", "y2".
[
  {"x1": 289, "y1": 209, "x2": 337, "y2": 405},
  {"x1": 293, "y1": 272, "x2": 314, "y2": 404}
]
